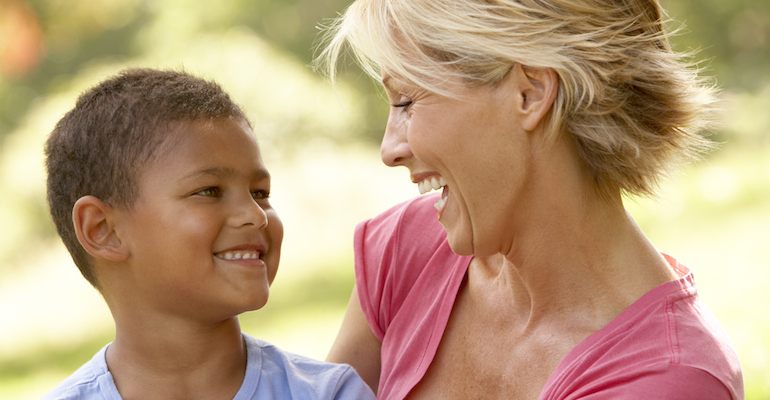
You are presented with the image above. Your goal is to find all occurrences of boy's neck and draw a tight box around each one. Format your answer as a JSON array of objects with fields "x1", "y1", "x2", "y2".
[{"x1": 106, "y1": 316, "x2": 247, "y2": 400}]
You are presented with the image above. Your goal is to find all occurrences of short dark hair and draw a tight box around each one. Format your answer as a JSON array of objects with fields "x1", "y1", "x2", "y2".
[{"x1": 45, "y1": 68, "x2": 248, "y2": 288}]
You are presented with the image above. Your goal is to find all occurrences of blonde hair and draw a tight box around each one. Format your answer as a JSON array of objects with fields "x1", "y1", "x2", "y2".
[{"x1": 316, "y1": 0, "x2": 719, "y2": 198}]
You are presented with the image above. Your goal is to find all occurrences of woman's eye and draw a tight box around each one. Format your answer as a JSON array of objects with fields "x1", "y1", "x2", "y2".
[
  {"x1": 390, "y1": 92, "x2": 413, "y2": 110},
  {"x1": 392, "y1": 100, "x2": 412, "y2": 108},
  {"x1": 252, "y1": 190, "x2": 270, "y2": 200},
  {"x1": 195, "y1": 187, "x2": 221, "y2": 197},
  {"x1": 391, "y1": 99, "x2": 413, "y2": 114}
]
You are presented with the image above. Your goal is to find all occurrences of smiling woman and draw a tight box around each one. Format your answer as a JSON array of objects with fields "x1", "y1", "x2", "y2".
[
  {"x1": 379, "y1": 66, "x2": 552, "y2": 257},
  {"x1": 317, "y1": 0, "x2": 744, "y2": 399}
]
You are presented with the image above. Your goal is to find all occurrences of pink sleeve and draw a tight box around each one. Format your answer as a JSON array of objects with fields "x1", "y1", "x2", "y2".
[
  {"x1": 352, "y1": 195, "x2": 456, "y2": 342},
  {"x1": 579, "y1": 365, "x2": 734, "y2": 400},
  {"x1": 353, "y1": 217, "x2": 389, "y2": 341}
]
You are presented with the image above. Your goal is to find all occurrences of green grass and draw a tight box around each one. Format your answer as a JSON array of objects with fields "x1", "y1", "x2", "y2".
[{"x1": 0, "y1": 332, "x2": 113, "y2": 399}]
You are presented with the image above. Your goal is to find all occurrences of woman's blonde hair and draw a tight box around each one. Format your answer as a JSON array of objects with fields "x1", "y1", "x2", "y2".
[{"x1": 316, "y1": 0, "x2": 719, "y2": 198}]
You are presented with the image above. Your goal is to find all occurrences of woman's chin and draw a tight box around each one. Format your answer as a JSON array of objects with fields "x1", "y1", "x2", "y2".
[{"x1": 445, "y1": 229, "x2": 476, "y2": 257}]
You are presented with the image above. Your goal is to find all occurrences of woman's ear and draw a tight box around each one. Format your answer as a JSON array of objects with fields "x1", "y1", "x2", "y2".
[
  {"x1": 72, "y1": 196, "x2": 129, "y2": 262},
  {"x1": 507, "y1": 63, "x2": 559, "y2": 132}
]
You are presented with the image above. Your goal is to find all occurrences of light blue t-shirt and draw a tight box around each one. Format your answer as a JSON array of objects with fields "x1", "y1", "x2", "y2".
[{"x1": 42, "y1": 333, "x2": 375, "y2": 400}]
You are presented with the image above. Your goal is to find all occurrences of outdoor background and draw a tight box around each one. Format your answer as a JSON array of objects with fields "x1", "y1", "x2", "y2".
[{"x1": 0, "y1": 0, "x2": 767, "y2": 398}]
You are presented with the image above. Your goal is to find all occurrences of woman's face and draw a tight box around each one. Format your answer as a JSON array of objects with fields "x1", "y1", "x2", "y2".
[{"x1": 381, "y1": 71, "x2": 538, "y2": 257}]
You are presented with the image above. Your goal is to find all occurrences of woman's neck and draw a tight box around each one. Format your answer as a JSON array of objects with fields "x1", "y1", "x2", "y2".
[
  {"x1": 476, "y1": 132, "x2": 677, "y2": 332},
  {"x1": 491, "y1": 189, "x2": 676, "y2": 332}
]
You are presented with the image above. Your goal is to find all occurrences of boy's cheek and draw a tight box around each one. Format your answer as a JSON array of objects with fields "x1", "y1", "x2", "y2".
[{"x1": 267, "y1": 212, "x2": 284, "y2": 246}]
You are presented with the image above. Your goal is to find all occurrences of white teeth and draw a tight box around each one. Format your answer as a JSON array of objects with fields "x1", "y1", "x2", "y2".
[
  {"x1": 217, "y1": 251, "x2": 260, "y2": 261},
  {"x1": 434, "y1": 197, "x2": 447, "y2": 211},
  {"x1": 431, "y1": 176, "x2": 440, "y2": 190},
  {"x1": 418, "y1": 176, "x2": 447, "y2": 195},
  {"x1": 418, "y1": 180, "x2": 429, "y2": 195}
]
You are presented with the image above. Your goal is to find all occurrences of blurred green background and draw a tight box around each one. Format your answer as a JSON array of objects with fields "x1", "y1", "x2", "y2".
[{"x1": 0, "y1": 0, "x2": 767, "y2": 398}]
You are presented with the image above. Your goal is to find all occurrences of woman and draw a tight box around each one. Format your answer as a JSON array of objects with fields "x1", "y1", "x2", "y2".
[{"x1": 317, "y1": 0, "x2": 743, "y2": 399}]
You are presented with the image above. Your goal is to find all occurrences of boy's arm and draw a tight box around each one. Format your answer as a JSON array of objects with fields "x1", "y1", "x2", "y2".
[{"x1": 327, "y1": 285, "x2": 381, "y2": 394}]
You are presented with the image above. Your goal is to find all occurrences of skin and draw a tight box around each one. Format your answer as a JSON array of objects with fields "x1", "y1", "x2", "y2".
[
  {"x1": 327, "y1": 65, "x2": 678, "y2": 399},
  {"x1": 72, "y1": 117, "x2": 283, "y2": 399}
]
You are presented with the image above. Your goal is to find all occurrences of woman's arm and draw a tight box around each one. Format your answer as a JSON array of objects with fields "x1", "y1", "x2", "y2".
[{"x1": 327, "y1": 285, "x2": 382, "y2": 394}]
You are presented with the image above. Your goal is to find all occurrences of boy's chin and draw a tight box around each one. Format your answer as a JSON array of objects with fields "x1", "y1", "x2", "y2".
[{"x1": 243, "y1": 294, "x2": 270, "y2": 313}]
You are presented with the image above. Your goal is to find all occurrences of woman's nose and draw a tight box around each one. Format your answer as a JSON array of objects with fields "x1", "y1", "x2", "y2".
[{"x1": 381, "y1": 113, "x2": 412, "y2": 167}]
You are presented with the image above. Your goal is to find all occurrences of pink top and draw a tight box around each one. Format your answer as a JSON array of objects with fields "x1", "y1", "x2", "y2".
[{"x1": 354, "y1": 194, "x2": 743, "y2": 400}]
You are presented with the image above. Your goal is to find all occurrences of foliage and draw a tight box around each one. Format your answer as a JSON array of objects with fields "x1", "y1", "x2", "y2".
[{"x1": 662, "y1": 0, "x2": 770, "y2": 90}]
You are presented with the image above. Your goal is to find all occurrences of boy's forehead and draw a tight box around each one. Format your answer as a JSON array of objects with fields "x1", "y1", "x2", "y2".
[
  {"x1": 161, "y1": 117, "x2": 256, "y2": 150},
  {"x1": 143, "y1": 117, "x2": 264, "y2": 174},
  {"x1": 165, "y1": 117, "x2": 252, "y2": 138}
]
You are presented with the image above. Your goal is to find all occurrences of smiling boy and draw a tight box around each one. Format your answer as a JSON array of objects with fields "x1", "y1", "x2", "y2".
[{"x1": 42, "y1": 69, "x2": 375, "y2": 400}]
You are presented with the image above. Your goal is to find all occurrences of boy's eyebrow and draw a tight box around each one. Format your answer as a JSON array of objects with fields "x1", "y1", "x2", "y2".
[{"x1": 184, "y1": 167, "x2": 271, "y2": 181}]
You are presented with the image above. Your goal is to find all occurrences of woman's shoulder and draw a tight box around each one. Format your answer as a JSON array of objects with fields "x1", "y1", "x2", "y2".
[{"x1": 542, "y1": 265, "x2": 743, "y2": 399}]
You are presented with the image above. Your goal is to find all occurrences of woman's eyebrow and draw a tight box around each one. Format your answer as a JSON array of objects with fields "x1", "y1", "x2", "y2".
[{"x1": 382, "y1": 74, "x2": 400, "y2": 93}]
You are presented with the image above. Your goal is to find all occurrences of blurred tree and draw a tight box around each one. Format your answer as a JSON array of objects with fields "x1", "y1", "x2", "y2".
[
  {"x1": 0, "y1": 0, "x2": 147, "y2": 138},
  {"x1": 0, "y1": 0, "x2": 371, "y2": 268},
  {"x1": 3, "y1": 0, "x2": 768, "y2": 145},
  {"x1": 0, "y1": 0, "x2": 389, "y2": 144},
  {"x1": 0, "y1": 0, "x2": 766, "y2": 267},
  {"x1": 662, "y1": 0, "x2": 770, "y2": 90},
  {"x1": 0, "y1": 0, "x2": 767, "y2": 250},
  {"x1": 0, "y1": 0, "x2": 44, "y2": 78}
]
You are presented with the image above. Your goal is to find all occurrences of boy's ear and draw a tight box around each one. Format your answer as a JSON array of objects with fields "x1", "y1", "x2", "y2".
[
  {"x1": 507, "y1": 63, "x2": 559, "y2": 132},
  {"x1": 72, "y1": 196, "x2": 129, "y2": 262}
]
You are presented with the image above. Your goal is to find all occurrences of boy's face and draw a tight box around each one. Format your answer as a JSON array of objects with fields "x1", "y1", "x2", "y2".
[{"x1": 114, "y1": 117, "x2": 283, "y2": 322}]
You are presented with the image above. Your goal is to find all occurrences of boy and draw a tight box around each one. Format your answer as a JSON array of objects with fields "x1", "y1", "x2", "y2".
[{"x1": 42, "y1": 68, "x2": 375, "y2": 400}]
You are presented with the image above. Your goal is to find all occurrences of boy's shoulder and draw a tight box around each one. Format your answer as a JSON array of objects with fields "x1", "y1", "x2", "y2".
[
  {"x1": 41, "y1": 335, "x2": 375, "y2": 400},
  {"x1": 41, "y1": 344, "x2": 116, "y2": 400},
  {"x1": 244, "y1": 333, "x2": 375, "y2": 399}
]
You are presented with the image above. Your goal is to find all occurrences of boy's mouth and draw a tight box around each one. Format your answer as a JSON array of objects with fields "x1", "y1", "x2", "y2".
[{"x1": 215, "y1": 250, "x2": 262, "y2": 260}]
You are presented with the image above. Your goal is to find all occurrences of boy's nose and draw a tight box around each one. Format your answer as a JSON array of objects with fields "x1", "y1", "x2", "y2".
[
  {"x1": 231, "y1": 196, "x2": 268, "y2": 229},
  {"x1": 381, "y1": 114, "x2": 412, "y2": 167}
]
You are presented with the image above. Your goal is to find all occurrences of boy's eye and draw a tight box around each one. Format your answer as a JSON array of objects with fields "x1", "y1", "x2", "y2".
[
  {"x1": 252, "y1": 190, "x2": 270, "y2": 200},
  {"x1": 195, "y1": 187, "x2": 222, "y2": 197}
]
